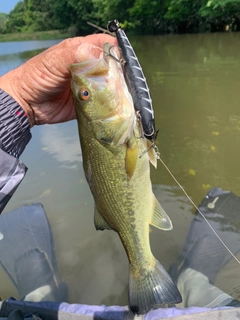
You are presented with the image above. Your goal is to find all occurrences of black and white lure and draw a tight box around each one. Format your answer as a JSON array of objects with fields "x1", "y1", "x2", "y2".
[{"x1": 107, "y1": 20, "x2": 157, "y2": 144}]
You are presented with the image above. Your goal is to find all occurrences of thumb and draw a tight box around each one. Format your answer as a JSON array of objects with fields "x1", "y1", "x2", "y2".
[{"x1": 75, "y1": 43, "x2": 104, "y2": 62}]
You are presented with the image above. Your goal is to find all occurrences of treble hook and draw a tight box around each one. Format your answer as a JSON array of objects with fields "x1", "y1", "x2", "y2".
[
  {"x1": 134, "y1": 111, "x2": 144, "y2": 139},
  {"x1": 139, "y1": 129, "x2": 160, "y2": 159},
  {"x1": 139, "y1": 141, "x2": 160, "y2": 160},
  {"x1": 104, "y1": 45, "x2": 126, "y2": 65}
]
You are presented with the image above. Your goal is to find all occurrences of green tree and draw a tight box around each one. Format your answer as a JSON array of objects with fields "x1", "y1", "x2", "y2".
[
  {"x1": 0, "y1": 13, "x2": 7, "y2": 33},
  {"x1": 4, "y1": 0, "x2": 240, "y2": 36},
  {"x1": 129, "y1": 0, "x2": 168, "y2": 33},
  {"x1": 164, "y1": 0, "x2": 203, "y2": 32},
  {"x1": 91, "y1": 0, "x2": 134, "y2": 30},
  {"x1": 6, "y1": 1, "x2": 25, "y2": 33},
  {"x1": 23, "y1": 0, "x2": 56, "y2": 31},
  {"x1": 67, "y1": 0, "x2": 96, "y2": 34},
  {"x1": 199, "y1": 0, "x2": 240, "y2": 31},
  {"x1": 50, "y1": 0, "x2": 76, "y2": 30}
]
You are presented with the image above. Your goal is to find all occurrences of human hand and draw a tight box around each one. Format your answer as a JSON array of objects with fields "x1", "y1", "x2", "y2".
[{"x1": 0, "y1": 34, "x2": 116, "y2": 127}]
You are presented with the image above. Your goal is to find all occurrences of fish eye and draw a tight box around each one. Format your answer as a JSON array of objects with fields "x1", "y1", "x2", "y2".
[{"x1": 78, "y1": 88, "x2": 90, "y2": 101}]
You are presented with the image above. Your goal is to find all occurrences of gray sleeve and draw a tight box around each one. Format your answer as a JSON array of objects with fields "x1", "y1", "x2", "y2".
[
  {"x1": 0, "y1": 89, "x2": 31, "y2": 213},
  {"x1": 0, "y1": 88, "x2": 31, "y2": 158},
  {"x1": 0, "y1": 148, "x2": 27, "y2": 213}
]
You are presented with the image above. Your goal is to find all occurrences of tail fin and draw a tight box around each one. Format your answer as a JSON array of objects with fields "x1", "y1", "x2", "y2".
[{"x1": 129, "y1": 259, "x2": 182, "y2": 314}]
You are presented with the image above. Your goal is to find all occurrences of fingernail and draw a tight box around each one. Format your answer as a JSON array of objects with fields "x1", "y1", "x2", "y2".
[{"x1": 75, "y1": 43, "x2": 103, "y2": 62}]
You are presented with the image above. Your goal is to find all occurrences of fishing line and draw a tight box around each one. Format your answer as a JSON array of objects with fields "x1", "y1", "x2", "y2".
[
  {"x1": 91, "y1": 20, "x2": 240, "y2": 266},
  {"x1": 157, "y1": 153, "x2": 240, "y2": 266}
]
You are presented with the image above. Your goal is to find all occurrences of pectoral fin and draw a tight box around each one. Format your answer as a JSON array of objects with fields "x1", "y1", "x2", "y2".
[
  {"x1": 94, "y1": 206, "x2": 112, "y2": 230},
  {"x1": 150, "y1": 197, "x2": 173, "y2": 230},
  {"x1": 125, "y1": 138, "x2": 138, "y2": 180}
]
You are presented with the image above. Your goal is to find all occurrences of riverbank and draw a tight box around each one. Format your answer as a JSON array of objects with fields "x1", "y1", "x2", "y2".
[{"x1": 0, "y1": 30, "x2": 68, "y2": 42}]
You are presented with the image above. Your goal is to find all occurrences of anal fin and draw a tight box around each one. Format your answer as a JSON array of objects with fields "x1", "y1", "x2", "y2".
[
  {"x1": 150, "y1": 196, "x2": 173, "y2": 230},
  {"x1": 94, "y1": 205, "x2": 112, "y2": 230}
]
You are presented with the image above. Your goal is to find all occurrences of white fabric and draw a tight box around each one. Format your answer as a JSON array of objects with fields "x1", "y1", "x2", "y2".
[
  {"x1": 177, "y1": 268, "x2": 233, "y2": 308},
  {"x1": 24, "y1": 285, "x2": 56, "y2": 302}
]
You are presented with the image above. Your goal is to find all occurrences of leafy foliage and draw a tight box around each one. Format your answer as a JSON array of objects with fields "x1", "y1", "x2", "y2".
[
  {"x1": 5, "y1": 2, "x2": 25, "y2": 33},
  {"x1": 1, "y1": 0, "x2": 240, "y2": 35},
  {"x1": 199, "y1": 0, "x2": 240, "y2": 31},
  {"x1": 0, "y1": 13, "x2": 8, "y2": 33}
]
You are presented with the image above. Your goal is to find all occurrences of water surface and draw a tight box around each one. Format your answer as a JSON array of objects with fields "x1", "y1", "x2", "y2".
[{"x1": 1, "y1": 35, "x2": 240, "y2": 306}]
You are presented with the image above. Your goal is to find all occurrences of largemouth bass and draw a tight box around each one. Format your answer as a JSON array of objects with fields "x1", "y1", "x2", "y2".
[{"x1": 71, "y1": 43, "x2": 181, "y2": 314}]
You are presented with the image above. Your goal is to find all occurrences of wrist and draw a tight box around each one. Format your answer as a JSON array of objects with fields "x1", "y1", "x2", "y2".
[{"x1": 0, "y1": 68, "x2": 35, "y2": 127}]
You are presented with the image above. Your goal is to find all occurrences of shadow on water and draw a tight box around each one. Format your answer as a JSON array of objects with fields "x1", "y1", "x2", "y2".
[
  {"x1": 0, "y1": 39, "x2": 62, "y2": 76},
  {"x1": 0, "y1": 39, "x2": 62, "y2": 56},
  {"x1": 0, "y1": 49, "x2": 46, "y2": 62}
]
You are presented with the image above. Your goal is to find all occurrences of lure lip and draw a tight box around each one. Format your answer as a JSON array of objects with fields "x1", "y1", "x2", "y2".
[{"x1": 107, "y1": 19, "x2": 120, "y2": 33}]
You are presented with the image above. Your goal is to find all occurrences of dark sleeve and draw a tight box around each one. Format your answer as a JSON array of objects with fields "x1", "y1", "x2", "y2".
[{"x1": 0, "y1": 88, "x2": 32, "y2": 213}]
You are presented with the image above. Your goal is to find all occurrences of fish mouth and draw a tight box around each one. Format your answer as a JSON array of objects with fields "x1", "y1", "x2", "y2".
[
  {"x1": 71, "y1": 58, "x2": 109, "y2": 93},
  {"x1": 71, "y1": 42, "x2": 136, "y2": 144},
  {"x1": 71, "y1": 43, "x2": 134, "y2": 116},
  {"x1": 103, "y1": 43, "x2": 135, "y2": 124}
]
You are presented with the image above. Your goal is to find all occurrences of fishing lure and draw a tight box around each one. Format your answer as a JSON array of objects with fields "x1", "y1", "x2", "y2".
[{"x1": 107, "y1": 20, "x2": 156, "y2": 143}]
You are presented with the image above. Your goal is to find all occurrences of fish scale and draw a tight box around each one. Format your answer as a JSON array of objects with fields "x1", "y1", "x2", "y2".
[{"x1": 81, "y1": 122, "x2": 154, "y2": 270}]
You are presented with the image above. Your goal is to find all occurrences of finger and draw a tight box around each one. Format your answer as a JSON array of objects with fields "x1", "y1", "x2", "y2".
[
  {"x1": 75, "y1": 43, "x2": 103, "y2": 62},
  {"x1": 56, "y1": 34, "x2": 116, "y2": 49},
  {"x1": 83, "y1": 34, "x2": 117, "y2": 47},
  {"x1": 40, "y1": 37, "x2": 116, "y2": 74},
  {"x1": 24, "y1": 34, "x2": 117, "y2": 80},
  {"x1": 31, "y1": 43, "x2": 85, "y2": 77}
]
